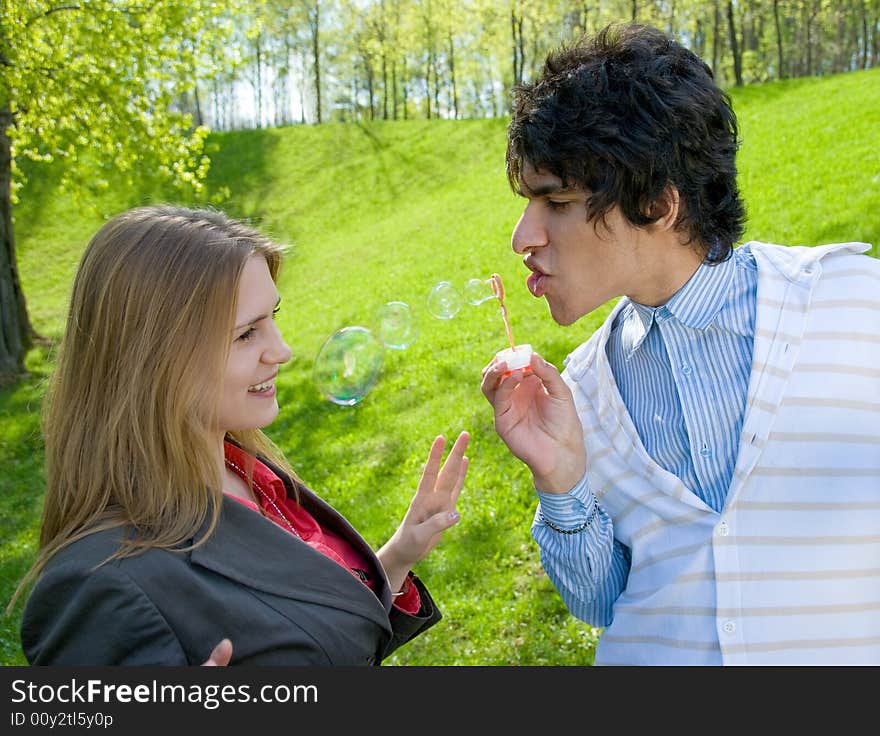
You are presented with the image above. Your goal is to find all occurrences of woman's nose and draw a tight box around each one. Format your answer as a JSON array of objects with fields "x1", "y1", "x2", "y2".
[{"x1": 265, "y1": 324, "x2": 292, "y2": 365}]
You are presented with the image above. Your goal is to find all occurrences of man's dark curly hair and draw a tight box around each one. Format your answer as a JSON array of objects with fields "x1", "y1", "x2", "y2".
[{"x1": 506, "y1": 23, "x2": 746, "y2": 262}]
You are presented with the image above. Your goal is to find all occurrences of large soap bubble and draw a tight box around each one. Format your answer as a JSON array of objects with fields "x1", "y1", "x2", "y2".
[
  {"x1": 464, "y1": 277, "x2": 496, "y2": 305},
  {"x1": 426, "y1": 281, "x2": 462, "y2": 319},
  {"x1": 375, "y1": 301, "x2": 418, "y2": 350},
  {"x1": 313, "y1": 326, "x2": 385, "y2": 405}
]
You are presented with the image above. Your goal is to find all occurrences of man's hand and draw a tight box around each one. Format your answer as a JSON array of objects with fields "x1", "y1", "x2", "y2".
[{"x1": 481, "y1": 351, "x2": 585, "y2": 493}]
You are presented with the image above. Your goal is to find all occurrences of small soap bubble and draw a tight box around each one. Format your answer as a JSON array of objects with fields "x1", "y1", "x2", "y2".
[
  {"x1": 375, "y1": 301, "x2": 418, "y2": 350},
  {"x1": 464, "y1": 277, "x2": 496, "y2": 306},
  {"x1": 313, "y1": 326, "x2": 385, "y2": 406},
  {"x1": 426, "y1": 281, "x2": 462, "y2": 319}
]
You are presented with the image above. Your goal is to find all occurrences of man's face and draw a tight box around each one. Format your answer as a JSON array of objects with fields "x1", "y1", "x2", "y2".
[{"x1": 512, "y1": 161, "x2": 649, "y2": 325}]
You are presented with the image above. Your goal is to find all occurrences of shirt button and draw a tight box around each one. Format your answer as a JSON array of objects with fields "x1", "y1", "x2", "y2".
[
  {"x1": 717, "y1": 521, "x2": 729, "y2": 536},
  {"x1": 699, "y1": 444, "x2": 712, "y2": 458},
  {"x1": 680, "y1": 362, "x2": 692, "y2": 375},
  {"x1": 723, "y1": 620, "x2": 737, "y2": 634}
]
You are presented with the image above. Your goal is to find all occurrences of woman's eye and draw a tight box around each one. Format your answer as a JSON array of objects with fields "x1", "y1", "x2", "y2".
[
  {"x1": 237, "y1": 327, "x2": 255, "y2": 342},
  {"x1": 272, "y1": 306, "x2": 281, "y2": 319}
]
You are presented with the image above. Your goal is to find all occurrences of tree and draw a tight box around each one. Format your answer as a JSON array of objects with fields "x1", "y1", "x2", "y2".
[{"x1": 0, "y1": 0, "x2": 239, "y2": 383}]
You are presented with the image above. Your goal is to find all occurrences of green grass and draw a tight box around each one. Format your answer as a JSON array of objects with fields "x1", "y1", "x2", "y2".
[{"x1": 2, "y1": 68, "x2": 878, "y2": 665}]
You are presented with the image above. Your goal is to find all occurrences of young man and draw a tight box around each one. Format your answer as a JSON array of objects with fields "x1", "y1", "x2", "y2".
[{"x1": 481, "y1": 23, "x2": 879, "y2": 665}]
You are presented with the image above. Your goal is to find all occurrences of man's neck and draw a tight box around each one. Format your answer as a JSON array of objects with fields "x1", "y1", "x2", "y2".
[{"x1": 627, "y1": 240, "x2": 705, "y2": 307}]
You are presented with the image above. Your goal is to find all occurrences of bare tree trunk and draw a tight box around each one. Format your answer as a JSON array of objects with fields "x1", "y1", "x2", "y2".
[
  {"x1": 511, "y1": 4, "x2": 524, "y2": 86},
  {"x1": 382, "y1": 52, "x2": 388, "y2": 120},
  {"x1": 727, "y1": 0, "x2": 744, "y2": 85},
  {"x1": 392, "y1": 60, "x2": 398, "y2": 120},
  {"x1": 0, "y1": 109, "x2": 35, "y2": 384},
  {"x1": 773, "y1": 0, "x2": 785, "y2": 78},
  {"x1": 632, "y1": 0, "x2": 638, "y2": 21},
  {"x1": 448, "y1": 31, "x2": 458, "y2": 120},
  {"x1": 712, "y1": 0, "x2": 721, "y2": 76},
  {"x1": 424, "y1": 58, "x2": 432, "y2": 119},
  {"x1": 254, "y1": 32, "x2": 263, "y2": 128},
  {"x1": 310, "y1": 2, "x2": 322, "y2": 123},
  {"x1": 402, "y1": 58, "x2": 408, "y2": 120}
]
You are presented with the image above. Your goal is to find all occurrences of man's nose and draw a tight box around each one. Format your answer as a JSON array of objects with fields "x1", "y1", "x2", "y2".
[{"x1": 511, "y1": 202, "x2": 547, "y2": 254}]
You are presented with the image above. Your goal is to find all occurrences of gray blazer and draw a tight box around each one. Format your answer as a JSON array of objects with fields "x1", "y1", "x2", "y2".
[{"x1": 21, "y1": 462, "x2": 442, "y2": 665}]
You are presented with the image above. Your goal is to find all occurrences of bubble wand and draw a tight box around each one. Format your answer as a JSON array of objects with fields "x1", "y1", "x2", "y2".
[
  {"x1": 489, "y1": 272, "x2": 532, "y2": 375},
  {"x1": 490, "y1": 273, "x2": 516, "y2": 351}
]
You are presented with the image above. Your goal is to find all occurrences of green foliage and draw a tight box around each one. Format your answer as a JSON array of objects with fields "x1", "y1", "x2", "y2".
[
  {"x1": 0, "y1": 0, "x2": 243, "y2": 206},
  {"x1": 2, "y1": 67, "x2": 877, "y2": 665}
]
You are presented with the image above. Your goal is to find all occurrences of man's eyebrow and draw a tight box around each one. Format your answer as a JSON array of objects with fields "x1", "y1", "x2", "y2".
[
  {"x1": 520, "y1": 181, "x2": 575, "y2": 197},
  {"x1": 233, "y1": 296, "x2": 281, "y2": 331}
]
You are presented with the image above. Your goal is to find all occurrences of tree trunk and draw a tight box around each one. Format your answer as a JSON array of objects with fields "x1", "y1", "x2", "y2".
[
  {"x1": 773, "y1": 0, "x2": 785, "y2": 78},
  {"x1": 392, "y1": 60, "x2": 398, "y2": 120},
  {"x1": 382, "y1": 52, "x2": 388, "y2": 120},
  {"x1": 254, "y1": 32, "x2": 263, "y2": 128},
  {"x1": 726, "y1": 0, "x2": 743, "y2": 85},
  {"x1": 448, "y1": 31, "x2": 458, "y2": 120},
  {"x1": 511, "y1": 6, "x2": 524, "y2": 86},
  {"x1": 310, "y1": 3, "x2": 322, "y2": 124},
  {"x1": 712, "y1": 0, "x2": 720, "y2": 76},
  {"x1": 0, "y1": 109, "x2": 35, "y2": 384}
]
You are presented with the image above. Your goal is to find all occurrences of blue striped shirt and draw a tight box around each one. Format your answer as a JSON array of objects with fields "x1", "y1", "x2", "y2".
[{"x1": 534, "y1": 246, "x2": 758, "y2": 627}]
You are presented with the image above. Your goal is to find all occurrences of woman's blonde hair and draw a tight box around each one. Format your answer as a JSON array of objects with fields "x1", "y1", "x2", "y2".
[{"x1": 12, "y1": 205, "x2": 295, "y2": 607}]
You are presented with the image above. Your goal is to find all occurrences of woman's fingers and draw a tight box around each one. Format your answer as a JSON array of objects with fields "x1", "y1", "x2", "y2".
[
  {"x1": 436, "y1": 431, "x2": 470, "y2": 493},
  {"x1": 416, "y1": 434, "x2": 447, "y2": 494}
]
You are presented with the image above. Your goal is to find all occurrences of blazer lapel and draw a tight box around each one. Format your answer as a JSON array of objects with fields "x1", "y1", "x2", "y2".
[{"x1": 190, "y1": 495, "x2": 392, "y2": 632}]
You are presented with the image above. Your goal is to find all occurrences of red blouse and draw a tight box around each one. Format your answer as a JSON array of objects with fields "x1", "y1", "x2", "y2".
[{"x1": 223, "y1": 442, "x2": 420, "y2": 614}]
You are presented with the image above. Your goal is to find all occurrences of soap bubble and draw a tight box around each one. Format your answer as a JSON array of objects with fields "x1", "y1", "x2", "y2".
[
  {"x1": 375, "y1": 301, "x2": 418, "y2": 350},
  {"x1": 426, "y1": 281, "x2": 462, "y2": 319},
  {"x1": 464, "y1": 277, "x2": 496, "y2": 306},
  {"x1": 313, "y1": 326, "x2": 385, "y2": 406}
]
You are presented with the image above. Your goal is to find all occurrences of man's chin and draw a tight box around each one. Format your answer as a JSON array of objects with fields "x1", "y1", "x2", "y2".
[{"x1": 547, "y1": 301, "x2": 582, "y2": 327}]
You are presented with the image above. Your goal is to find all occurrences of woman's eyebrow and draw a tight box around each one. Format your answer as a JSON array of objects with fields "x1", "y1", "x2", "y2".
[{"x1": 233, "y1": 296, "x2": 281, "y2": 331}]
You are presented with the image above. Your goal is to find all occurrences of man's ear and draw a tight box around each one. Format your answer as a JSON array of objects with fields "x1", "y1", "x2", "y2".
[{"x1": 647, "y1": 184, "x2": 681, "y2": 231}]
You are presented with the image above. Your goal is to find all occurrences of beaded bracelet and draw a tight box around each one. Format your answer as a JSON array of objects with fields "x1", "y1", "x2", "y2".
[{"x1": 539, "y1": 498, "x2": 600, "y2": 535}]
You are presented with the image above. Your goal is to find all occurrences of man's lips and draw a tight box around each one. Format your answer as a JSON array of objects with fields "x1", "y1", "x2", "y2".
[{"x1": 526, "y1": 268, "x2": 547, "y2": 298}]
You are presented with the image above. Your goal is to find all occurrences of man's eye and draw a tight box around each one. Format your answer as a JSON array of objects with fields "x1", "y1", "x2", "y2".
[
  {"x1": 547, "y1": 200, "x2": 570, "y2": 211},
  {"x1": 237, "y1": 327, "x2": 255, "y2": 342}
]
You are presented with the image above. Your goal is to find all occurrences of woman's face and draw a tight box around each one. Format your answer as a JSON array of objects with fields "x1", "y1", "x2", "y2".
[{"x1": 218, "y1": 256, "x2": 292, "y2": 433}]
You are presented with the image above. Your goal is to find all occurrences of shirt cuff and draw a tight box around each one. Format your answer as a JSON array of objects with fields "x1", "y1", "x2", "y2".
[
  {"x1": 391, "y1": 572, "x2": 421, "y2": 615},
  {"x1": 535, "y1": 472, "x2": 595, "y2": 529}
]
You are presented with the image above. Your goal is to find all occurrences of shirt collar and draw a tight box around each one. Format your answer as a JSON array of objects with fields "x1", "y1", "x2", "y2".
[
  {"x1": 663, "y1": 254, "x2": 737, "y2": 330},
  {"x1": 224, "y1": 440, "x2": 286, "y2": 503},
  {"x1": 619, "y1": 254, "x2": 737, "y2": 358}
]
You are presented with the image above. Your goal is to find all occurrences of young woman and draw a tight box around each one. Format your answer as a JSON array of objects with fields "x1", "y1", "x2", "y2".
[{"x1": 16, "y1": 204, "x2": 469, "y2": 665}]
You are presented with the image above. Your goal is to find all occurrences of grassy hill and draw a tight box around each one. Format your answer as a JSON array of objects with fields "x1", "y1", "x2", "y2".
[{"x1": 2, "y1": 67, "x2": 878, "y2": 665}]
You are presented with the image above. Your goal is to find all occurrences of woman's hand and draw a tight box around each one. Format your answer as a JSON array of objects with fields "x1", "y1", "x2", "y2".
[
  {"x1": 481, "y1": 351, "x2": 585, "y2": 494},
  {"x1": 202, "y1": 638, "x2": 232, "y2": 666},
  {"x1": 377, "y1": 431, "x2": 470, "y2": 593}
]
